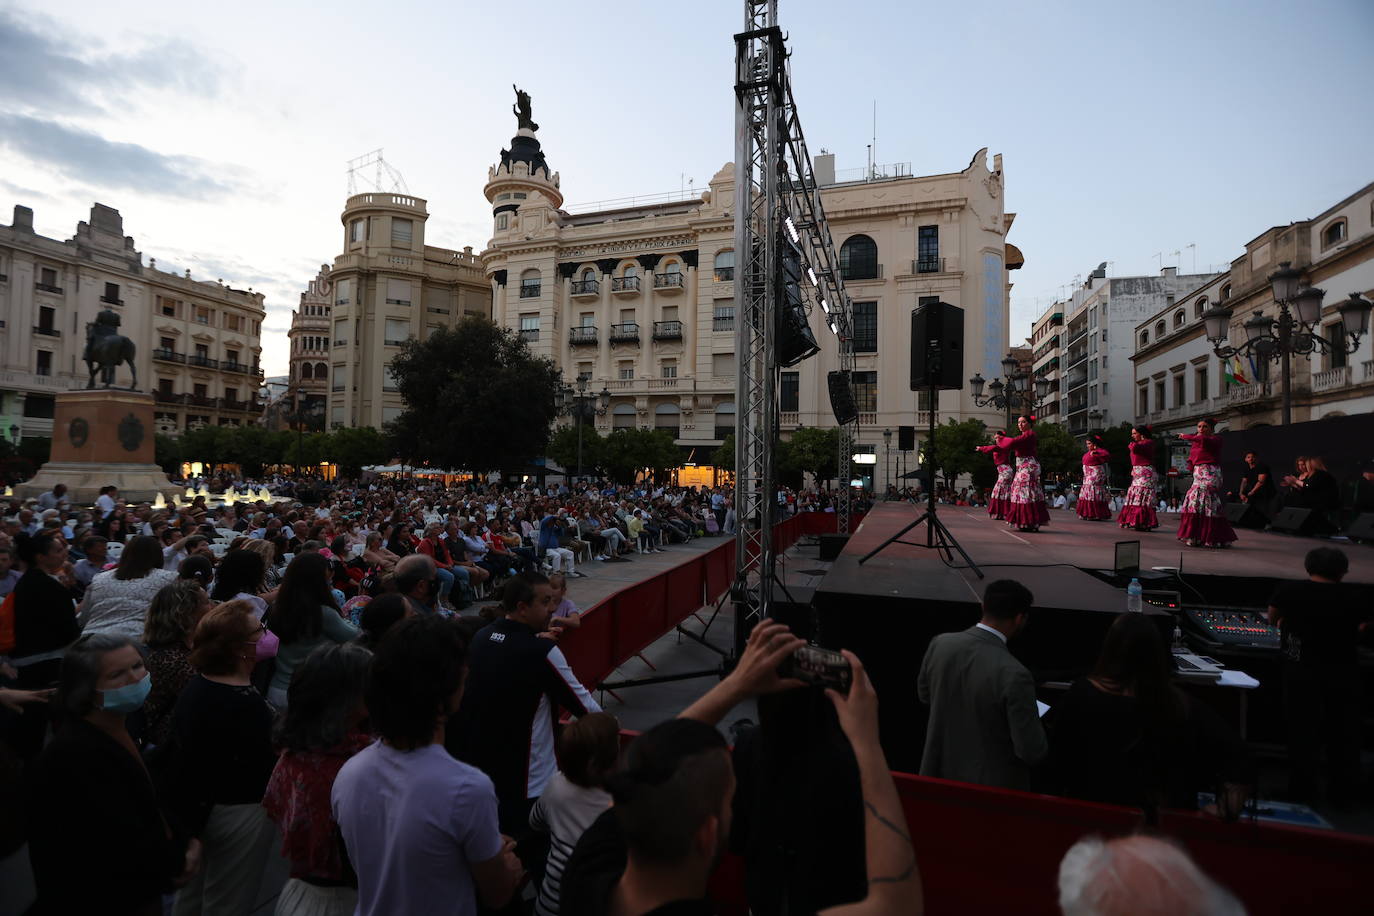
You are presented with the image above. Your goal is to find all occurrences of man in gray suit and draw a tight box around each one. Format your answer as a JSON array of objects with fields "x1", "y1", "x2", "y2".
[{"x1": 917, "y1": 579, "x2": 1047, "y2": 790}]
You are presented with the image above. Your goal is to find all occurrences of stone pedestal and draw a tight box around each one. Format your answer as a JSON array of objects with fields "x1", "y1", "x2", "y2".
[{"x1": 15, "y1": 390, "x2": 180, "y2": 504}]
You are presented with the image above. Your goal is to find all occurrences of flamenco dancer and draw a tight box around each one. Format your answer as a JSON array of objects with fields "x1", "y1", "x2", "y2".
[
  {"x1": 1177, "y1": 417, "x2": 1238, "y2": 548},
  {"x1": 998, "y1": 415, "x2": 1050, "y2": 532},
  {"x1": 1076, "y1": 434, "x2": 1112, "y2": 521},
  {"x1": 1117, "y1": 425, "x2": 1160, "y2": 531},
  {"x1": 975, "y1": 434, "x2": 1014, "y2": 520}
]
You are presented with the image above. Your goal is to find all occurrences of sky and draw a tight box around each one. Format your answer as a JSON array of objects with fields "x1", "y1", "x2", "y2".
[{"x1": 2, "y1": 0, "x2": 1371, "y2": 376}]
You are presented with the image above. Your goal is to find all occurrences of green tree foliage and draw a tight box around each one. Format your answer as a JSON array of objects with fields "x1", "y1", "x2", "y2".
[
  {"x1": 386, "y1": 316, "x2": 560, "y2": 474},
  {"x1": 154, "y1": 434, "x2": 182, "y2": 475},
  {"x1": 1035, "y1": 420, "x2": 1079, "y2": 480},
  {"x1": 598, "y1": 428, "x2": 680, "y2": 484},
  {"x1": 546, "y1": 422, "x2": 604, "y2": 477},
  {"x1": 18, "y1": 436, "x2": 51, "y2": 468},
  {"x1": 327, "y1": 426, "x2": 389, "y2": 478},
  {"x1": 929, "y1": 418, "x2": 991, "y2": 489},
  {"x1": 178, "y1": 425, "x2": 226, "y2": 470},
  {"x1": 283, "y1": 431, "x2": 329, "y2": 470},
  {"x1": 1098, "y1": 423, "x2": 1135, "y2": 488},
  {"x1": 712, "y1": 433, "x2": 735, "y2": 472},
  {"x1": 781, "y1": 426, "x2": 840, "y2": 485}
]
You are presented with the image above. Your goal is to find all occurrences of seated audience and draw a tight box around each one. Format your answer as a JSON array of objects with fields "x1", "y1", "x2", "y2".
[
  {"x1": 355, "y1": 593, "x2": 413, "y2": 650},
  {"x1": 265, "y1": 553, "x2": 359, "y2": 709},
  {"x1": 1057, "y1": 834, "x2": 1244, "y2": 916},
  {"x1": 142, "y1": 581, "x2": 214, "y2": 747}
]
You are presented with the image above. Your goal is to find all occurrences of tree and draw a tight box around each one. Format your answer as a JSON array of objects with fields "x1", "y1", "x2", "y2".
[
  {"x1": 1034, "y1": 420, "x2": 1079, "y2": 481},
  {"x1": 155, "y1": 434, "x2": 183, "y2": 476},
  {"x1": 1098, "y1": 422, "x2": 1135, "y2": 488},
  {"x1": 178, "y1": 426, "x2": 226, "y2": 471},
  {"x1": 928, "y1": 418, "x2": 991, "y2": 489},
  {"x1": 712, "y1": 433, "x2": 735, "y2": 472},
  {"x1": 597, "y1": 428, "x2": 680, "y2": 484},
  {"x1": 216, "y1": 425, "x2": 286, "y2": 477},
  {"x1": 781, "y1": 426, "x2": 840, "y2": 485},
  {"x1": 283, "y1": 431, "x2": 329, "y2": 470},
  {"x1": 387, "y1": 316, "x2": 561, "y2": 474},
  {"x1": 546, "y1": 422, "x2": 604, "y2": 478},
  {"x1": 327, "y1": 427, "x2": 389, "y2": 478}
]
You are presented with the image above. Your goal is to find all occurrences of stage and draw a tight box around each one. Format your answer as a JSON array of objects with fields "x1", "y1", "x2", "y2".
[{"x1": 809, "y1": 502, "x2": 1374, "y2": 771}]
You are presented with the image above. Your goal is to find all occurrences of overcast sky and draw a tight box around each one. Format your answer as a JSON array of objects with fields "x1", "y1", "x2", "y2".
[{"x1": 3, "y1": 0, "x2": 1371, "y2": 376}]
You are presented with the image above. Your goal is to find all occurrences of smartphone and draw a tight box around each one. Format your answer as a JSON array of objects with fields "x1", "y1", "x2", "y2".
[{"x1": 779, "y1": 645, "x2": 852, "y2": 694}]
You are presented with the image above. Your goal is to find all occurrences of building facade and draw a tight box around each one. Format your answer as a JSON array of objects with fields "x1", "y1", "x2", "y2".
[
  {"x1": 1048, "y1": 264, "x2": 1221, "y2": 435},
  {"x1": 1130, "y1": 182, "x2": 1374, "y2": 433},
  {"x1": 285, "y1": 265, "x2": 332, "y2": 429},
  {"x1": 1029, "y1": 304, "x2": 1064, "y2": 422},
  {"x1": 479, "y1": 119, "x2": 1022, "y2": 488},
  {"x1": 324, "y1": 195, "x2": 492, "y2": 430},
  {"x1": 0, "y1": 203, "x2": 266, "y2": 442}
]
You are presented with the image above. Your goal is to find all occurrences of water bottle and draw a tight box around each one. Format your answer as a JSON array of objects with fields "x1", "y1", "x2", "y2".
[{"x1": 1126, "y1": 578, "x2": 1143, "y2": 613}]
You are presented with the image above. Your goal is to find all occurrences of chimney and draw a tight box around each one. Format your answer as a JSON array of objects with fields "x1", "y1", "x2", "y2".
[
  {"x1": 813, "y1": 152, "x2": 836, "y2": 187},
  {"x1": 1161, "y1": 266, "x2": 1177, "y2": 278},
  {"x1": 12, "y1": 205, "x2": 33, "y2": 232}
]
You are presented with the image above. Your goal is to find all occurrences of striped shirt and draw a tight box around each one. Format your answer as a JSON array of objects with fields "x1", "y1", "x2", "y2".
[{"x1": 530, "y1": 772, "x2": 612, "y2": 916}]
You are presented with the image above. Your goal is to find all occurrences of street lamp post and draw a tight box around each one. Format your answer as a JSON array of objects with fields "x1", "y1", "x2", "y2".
[
  {"x1": 1202, "y1": 262, "x2": 1371, "y2": 425},
  {"x1": 969, "y1": 352, "x2": 1053, "y2": 429},
  {"x1": 882, "y1": 428, "x2": 892, "y2": 498},
  {"x1": 555, "y1": 376, "x2": 611, "y2": 482}
]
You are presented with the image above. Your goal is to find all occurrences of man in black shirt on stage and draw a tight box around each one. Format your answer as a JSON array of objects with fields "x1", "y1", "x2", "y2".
[
  {"x1": 1238, "y1": 451, "x2": 1275, "y2": 525},
  {"x1": 1268, "y1": 546, "x2": 1371, "y2": 805}
]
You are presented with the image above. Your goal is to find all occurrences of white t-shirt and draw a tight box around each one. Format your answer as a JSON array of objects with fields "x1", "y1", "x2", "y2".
[{"x1": 530, "y1": 772, "x2": 612, "y2": 916}]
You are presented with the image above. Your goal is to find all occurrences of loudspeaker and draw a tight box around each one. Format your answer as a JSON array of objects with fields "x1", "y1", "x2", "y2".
[
  {"x1": 1346, "y1": 513, "x2": 1374, "y2": 541},
  {"x1": 1270, "y1": 507, "x2": 1315, "y2": 535},
  {"x1": 910, "y1": 301, "x2": 964, "y2": 391},
  {"x1": 827, "y1": 370, "x2": 858, "y2": 425},
  {"x1": 777, "y1": 235, "x2": 820, "y2": 366},
  {"x1": 768, "y1": 584, "x2": 817, "y2": 641},
  {"x1": 818, "y1": 533, "x2": 850, "y2": 561},
  {"x1": 1224, "y1": 502, "x2": 1267, "y2": 528},
  {"x1": 897, "y1": 425, "x2": 916, "y2": 451}
]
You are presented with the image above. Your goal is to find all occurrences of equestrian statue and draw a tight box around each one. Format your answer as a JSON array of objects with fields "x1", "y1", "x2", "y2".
[{"x1": 84, "y1": 307, "x2": 139, "y2": 390}]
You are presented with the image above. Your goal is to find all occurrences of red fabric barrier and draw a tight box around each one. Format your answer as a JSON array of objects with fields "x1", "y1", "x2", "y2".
[
  {"x1": 705, "y1": 542, "x2": 732, "y2": 603},
  {"x1": 609, "y1": 578, "x2": 669, "y2": 665},
  {"x1": 1158, "y1": 809, "x2": 1374, "y2": 915},
  {"x1": 665, "y1": 559, "x2": 705, "y2": 622}
]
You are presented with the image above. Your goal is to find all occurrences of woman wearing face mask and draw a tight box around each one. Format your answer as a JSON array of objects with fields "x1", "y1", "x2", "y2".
[
  {"x1": 167, "y1": 601, "x2": 279, "y2": 916},
  {"x1": 26, "y1": 633, "x2": 202, "y2": 915}
]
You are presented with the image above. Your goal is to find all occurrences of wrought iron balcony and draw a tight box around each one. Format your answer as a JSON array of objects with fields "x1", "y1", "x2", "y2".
[
  {"x1": 32, "y1": 326, "x2": 60, "y2": 337},
  {"x1": 189, "y1": 355, "x2": 220, "y2": 369},
  {"x1": 610, "y1": 322, "x2": 640, "y2": 343},
  {"x1": 519, "y1": 328, "x2": 540, "y2": 342},
  {"x1": 654, "y1": 272, "x2": 685, "y2": 290},
  {"x1": 152, "y1": 348, "x2": 186, "y2": 363},
  {"x1": 571, "y1": 279, "x2": 600, "y2": 296},
  {"x1": 35, "y1": 282, "x2": 63, "y2": 294},
  {"x1": 187, "y1": 394, "x2": 217, "y2": 407},
  {"x1": 154, "y1": 391, "x2": 185, "y2": 404},
  {"x1": 519, "y1": 283, "x2": 541, "y2": 298},
  {"x1": 652, "y1": 320, "x2": 683, "y2": 340},
  {"x1": 99, "y1": 295, "x2": 124, "y2": 305},
  {"x1": 611, "y1": 276, "x2": 641, "y2": 293},
  {"x1": 222, "y1": 361, "x2": 250, "y2": 374},
  {"x1": 712, "y1": 316, "x2": 735, "y2": 332},
  {"x1": 915, "y1": 257, "x2": 944, "y2": 274},
  {"x1": 569, "y1": 326, "x2": 598, "y2": 345}
]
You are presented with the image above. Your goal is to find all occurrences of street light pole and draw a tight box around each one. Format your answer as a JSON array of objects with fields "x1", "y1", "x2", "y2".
[{"x1": 882, "y1": 427, "x2": 892, "y2": 498}]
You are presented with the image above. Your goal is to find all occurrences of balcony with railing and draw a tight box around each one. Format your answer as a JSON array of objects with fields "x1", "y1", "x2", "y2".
[
  {"x1": 571, "y1": 279, "x2": 599, "y2": 297},
  {"x1": 653, "y1": 320, "x2": 683, "y2": 341},
  {"x1": 186, "y1": 394, "x2": 217, "y2": 408},
  {"x1": 99, "y1": 294, "x2": 124, "y2": 306},
  {"x1": 221, "y1": 398, "x2": 259, "y2": 412},
  {"x1": 712, "y1": 316, "x2": 734, "y2": 333},
  {"x1": 653, "y1": 272, "x2": 685, "y2": 292},
  {"x1": 152, "y1": 348, "x2": 186, "y2": 364},
  {"x1": 714, "y1": 267, "x2": 734, "y2": 282},
  {"x1": 914, "y1": 257, "x2": 945, "y2": 274},
  {"x1": 1227, "y1": 380, "x2": 1274, "y2": 405},
  {"x1": 780, "y1": 411, "x2": 800, "y2": 426},
  {"x1": 32, "y1": 326, "x2": 60, "y2": 337},
  {"x1": 35, "y1": 282, "x2": 63, "y2": 294},
  {"x1": 519, "y1": 328, "x2": 540, "y2": 343},
  {"x1": 1311, "y1": 365, "x2": 1352, "y2": 393},
  {"x1": 154, "y1": 391, "x2": 185, "y2": 405},
  {"x1": 569, "y1": 326, "x2": 598, "y2": 346},
  {"x1": 188, "y1": 354, "x2": 220, "y2": 369},
  {"x1": 519, "y1": 283, "x2": 541, "y2": 299},
  {"x1": 611, "y1": 276, "x2": 641, "y2": 295},
  {"x1": 610, "y1": 322, "x2": 640, "y2": 344},
  {"x1": 222, "y1": 360, "x2": 250, "y2": 374},
  {"x1": 647, "y1": 377, "x2": 679, "y2": 390},
  {"x1": 1364, "y1": 359, "x2": 1374, "y2": 382},
  {"x1": 858, "y1": 412, "x2": 878, "y2": 426}
]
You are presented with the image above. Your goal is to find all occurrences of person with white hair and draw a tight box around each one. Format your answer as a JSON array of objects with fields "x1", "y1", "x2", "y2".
[{"x1": 1058, "y1": 834, "x2": 1246, "y2": 916}]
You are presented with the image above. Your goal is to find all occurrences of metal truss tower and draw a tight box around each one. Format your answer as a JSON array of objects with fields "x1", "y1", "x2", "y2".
[{"x1": 732, "y1": 0, "x2": 855, "y2": 652}]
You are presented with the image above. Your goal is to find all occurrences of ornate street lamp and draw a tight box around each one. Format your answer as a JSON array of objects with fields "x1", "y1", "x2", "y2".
[
  {"x1": 882, "y1": 427, "x2": 892, "y2": 498},
  {"x1": 556, "y1": 376, "x2": 611, "y2": 481},
  {"x1": 970, "y1": 352, "x2": 1051, "y2": 428},
  {"x1": 1202, "y1": 261, "x2": 1371, "y2": 424}
]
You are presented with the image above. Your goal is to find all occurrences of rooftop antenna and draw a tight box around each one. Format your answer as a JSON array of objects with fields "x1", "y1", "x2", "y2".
[
  {"x1": 1169, "y1": 249, "x2": 1181, "y2": 268},
  {"x1": 872, "y1": 99, "x2": 877, "y2": 178},
  {"x1": 1154, "y1": 252, "x2": 1164, "y2": 271},
  {"x1": 346, "y1": 149, "x2": 409, "y2": 196},
  {"x1": 1185, "y1": 242, "x2": 1196, "y2": 272}
]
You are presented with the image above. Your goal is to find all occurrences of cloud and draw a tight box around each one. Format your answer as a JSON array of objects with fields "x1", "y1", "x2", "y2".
[
  {"x1": 0, "y1": 113, "x2": 234, "y2": 199},
  {"x1": 0, "y1": 10, "x2": 222, "y2": 117}
]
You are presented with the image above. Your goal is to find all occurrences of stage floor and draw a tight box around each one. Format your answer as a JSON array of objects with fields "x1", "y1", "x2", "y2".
[{"x1": 821, "y1": 503, "x2": 1374, "y2": 613}]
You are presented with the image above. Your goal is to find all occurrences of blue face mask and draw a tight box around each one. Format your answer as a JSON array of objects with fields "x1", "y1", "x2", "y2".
[{"x1": 100, "y1": 674, "x2": 151, "y2": 714}]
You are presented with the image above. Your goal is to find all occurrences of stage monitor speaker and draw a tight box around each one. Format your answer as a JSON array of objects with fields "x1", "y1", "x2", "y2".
[
  {"x1": 1223, "y1": 502, "x2": 1267, "y2": 528},
  {"x1": 768, "y1": 584, "x2": 817, "y2": 641},
  {"x1": 1270, "y1": 506, "x2": 1315, "y2": 535},
  {"x1": 1343, "y1": 513, "x2": 1374, "y2": 540},
  {"x1": 827, "y1": 370, "x2": 858, "y2": 425},
  {"x1": 818, "y1": 533, "x2": 850, "y2": 561},
  {"x1": 897, "y1": 425, "x2": 916, "y2": 451},
  {"x1": 910, "y1": 301, "x2": 964, "y2": 391}
]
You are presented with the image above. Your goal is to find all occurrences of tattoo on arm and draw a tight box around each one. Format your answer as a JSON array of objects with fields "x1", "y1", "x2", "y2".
[{"x1": 863, "y1": 800, "x2": 917, "y2": 885}]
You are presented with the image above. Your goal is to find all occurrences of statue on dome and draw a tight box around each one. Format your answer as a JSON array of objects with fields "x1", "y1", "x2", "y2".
[{"x1": 512, "y1": 84, "x2": 539, "y2": 133}]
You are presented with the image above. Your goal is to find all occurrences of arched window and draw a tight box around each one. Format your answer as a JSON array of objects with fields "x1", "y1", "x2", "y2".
[
  {"x1": 612, "y1": 403, "x2": 637, "y2": 429},
  {"x1": 1140, "y1": 330, "x2": 1149, "y2": 346},
  {"x1": 520, "y1": 268, "x2": 541, "y2": 299},
  {"x1": 1322, "y1": 219, "x2": 1347, "y2": 249},
  {"x1": 714, "y1": 402, "x2": 736, "y2": 440},
  {"x1": 654, "y1": 403, "x2": 681, "y2": 439},
  {"x1": 1220, "y1": 283, "x2": 1232, "y2": 301},
  {"x1": 315, "y1": 363, "x2": 327, "y2": 381},
  {"x1": 663, "y1": 260, "x2": 681, "y2": 274},
  {"x1": 300, "y1": 363, "x2": 313, "y2": 379},
  {"x1": 1154, "y1": 321, "x2": 1166, "y2": 337},
  {"x1": 1173, "y1": 310, "x2": 1186, "y2": 328},
  {"x1": 839, "y1": 234, "x2": 878, "y2": 280},
  {"x1": 581, "y1": 267, "x2": 595, "y2": 283},
  {"x1": 1193, "y1": 296, "x2": 1208, "y2": 319},
  {"x1": 621, "y1": 262, "x2": 639, "y2": 279},
  {"x1": 714, "y1": 250, "x2": 734, "y2": 281}
]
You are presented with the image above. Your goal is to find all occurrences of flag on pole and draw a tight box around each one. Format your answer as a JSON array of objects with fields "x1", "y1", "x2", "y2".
[{"x1": 1223, "y1": 355, "x2": 1249, "y2": 386}]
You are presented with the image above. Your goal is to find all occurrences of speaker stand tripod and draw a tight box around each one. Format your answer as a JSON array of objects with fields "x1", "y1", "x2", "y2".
[{"x1": 858, "y1": 384, "x2": 984, "y2": 578}]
